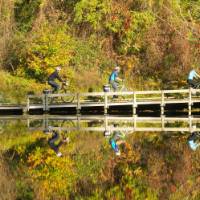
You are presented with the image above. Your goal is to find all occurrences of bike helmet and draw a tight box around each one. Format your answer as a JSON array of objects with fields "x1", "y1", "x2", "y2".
[
  {"x1": 56, "y1": 66, "x2": 62, "y2": 71},
  {"x1": 114, "y1": 66, "x2": 120, "y2": 71},
  {"x1": 57, "y1": 152, "x2": 62, "y2": 157},
  {"x1": 115, "y1": 150, "x2": 121, "y2": 156}
]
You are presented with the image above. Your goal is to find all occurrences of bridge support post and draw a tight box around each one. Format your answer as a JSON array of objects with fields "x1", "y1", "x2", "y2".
[
  {"x1": 77, "y1": 115, "x2": 80, "y2": 130},
  {"x1": 104, "y1": 93, "x2": 108, "y2": 114},
  {"x1": 42, "y1": 115, "x2": 49, "y2": 131},
  {"x1": 133, "y1": 92, "x2": 137, "y2": 115},
  {"x1": 133, "y1": 106, "x2": 137, "y2": 116},
  {"x1": 26, "y1": 96, "x2": 30, "y2": 114},
  {"x1": 188, "y1": 88, "x2": 192, "y2": 116},
  {"x1": 161, "y1": 91, "x2": 165, "y2": 116},
  {"x1": 27, "y1": 118, "x2": 30, "y2": 128},
  {"x1": 161, "y1": 115, "x2": 165, "y2": 131},
  {"x1": 104, "y1": 115, "x2": 108, "y2": 131},
  {"x1": 77, "y1": 93, "x2": 81, "y2": 114},
  {"x1": 43, "y1": 90, "x2": 50, "y2": 113},
  {"x1": 133, "y1": 114, "x2": 137, "y2": 131}
]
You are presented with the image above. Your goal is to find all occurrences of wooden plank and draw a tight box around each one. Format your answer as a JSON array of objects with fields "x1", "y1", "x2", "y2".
[
  {"x1": 2, "y1": 115, "x2": 200, "y2": 122},
  {"x1": 48, "y1": 93, "x2": 75, "y2": 98},
  {"x1": 29, "y1": 126, "x2": 200, "y2": 132},
  {"x1": 0, "y1": 106, "x2": 24, "y2": 110}
]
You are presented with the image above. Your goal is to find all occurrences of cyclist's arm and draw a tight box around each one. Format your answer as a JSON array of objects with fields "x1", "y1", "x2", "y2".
[
  {"x1": 195, "y1": 71, "x2": 200, "y2": 79},
  {"x1": 194, "y1": 71, "x2": 200, "y2": 78},
  {"x1": 115, "y1": 77, "x2": 122, "y2": 82},
  {"x1": 56, "y1": 72, "x2": 63, "y2": 82}
]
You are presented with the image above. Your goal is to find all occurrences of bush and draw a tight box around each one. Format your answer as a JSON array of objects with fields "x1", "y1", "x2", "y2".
[{"x1": 17, "y1": 24, "x2": 74, "y2": 82}]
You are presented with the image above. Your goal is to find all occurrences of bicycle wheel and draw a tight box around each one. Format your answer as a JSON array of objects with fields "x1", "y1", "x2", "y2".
[
  {"x1": 60, "y1": 88, "x2": 75, "y2": 103},
  {"x1": 121, "y1": 85, "x2": 128, "y2": 92},
  {"x1": 195, "y1": 83, "x2": 200, "y2": 89}
]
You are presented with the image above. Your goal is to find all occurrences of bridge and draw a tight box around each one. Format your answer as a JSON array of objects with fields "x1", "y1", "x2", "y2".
[
  {"x1": 1, "y1": 115, "x2": 199, "y2": 133},
  {"x1": 0, "y1": 88, "x2": 200, "y2": 116}
]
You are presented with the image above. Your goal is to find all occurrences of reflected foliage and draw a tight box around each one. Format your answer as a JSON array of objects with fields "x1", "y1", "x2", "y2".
[{"x1": 1, "y1": 121, "x2": 200, "y2": 199}]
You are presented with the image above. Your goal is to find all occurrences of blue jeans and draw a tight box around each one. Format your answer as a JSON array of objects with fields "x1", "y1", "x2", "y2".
[
  {"x1": 48, "y1": 80, "x2": 60, "y2": 92},
  {"x1": 48, "y1": 131, "x2": 63, "y2": 154}
]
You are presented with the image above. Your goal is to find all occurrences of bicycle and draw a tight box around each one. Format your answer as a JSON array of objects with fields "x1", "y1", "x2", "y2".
[
  {"x1": 109, "y1": 80, "x2": 128, "y2": 100},
  {"x1": 189, "y1": 81, "x2": 200, "y2": 89},
  {"x1": 117, "y1": 80, "x2": 128, "y2": 92},
  {"x1": 104, "y1": 80, "x2": 128, "y2": 92},
  {"x1": 50, "y1": 80, "x2": 74, "y2": 103}
]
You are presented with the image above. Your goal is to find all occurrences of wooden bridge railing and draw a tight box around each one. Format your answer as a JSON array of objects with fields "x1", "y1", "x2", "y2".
[
  {"x1": 24, "y1": 115, "x2": 200, "y2": 133},
  {"x1": 0, "y1": 115, "x2": 199, "y2": 133},
  {"x1": 27, "y1": 88, "x2": 200, "y2": 115}
]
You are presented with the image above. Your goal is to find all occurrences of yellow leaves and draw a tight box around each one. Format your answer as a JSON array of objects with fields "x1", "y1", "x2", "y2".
[
  {"x1": 18, "y1": 24, "x2": 74, "y2": 80},
  {"x1": 133, "y1": 167, "x2": 143, "y2": 176},
  {"x1": 25, "y1": 145, "x2": 76, "y2": 198}
]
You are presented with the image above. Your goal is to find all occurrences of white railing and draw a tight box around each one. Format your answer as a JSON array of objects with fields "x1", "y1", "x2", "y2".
[
  {"x1": 26, "y1": 115, "x2": 199, "y2": 133},
  {"x1": 27, "y1": 88, "x2": 200, "y2": 115}
]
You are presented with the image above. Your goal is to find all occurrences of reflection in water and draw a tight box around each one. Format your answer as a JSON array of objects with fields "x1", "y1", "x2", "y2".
[
  {"x1": 44, "y1": 129, "x2": 70, "y2": 157},
  {"x1": 26, "y1": 115, "x2": 200, "y2": 133},
  {"x1": 108, "y1": 124, "x2": 126, "y2": 156},
  {"x1": 187, "y1": 131, "x2": 200, "y2": 151},
  {"x1": 1, "y1": 116, "x2": 200, "y2": 199}
]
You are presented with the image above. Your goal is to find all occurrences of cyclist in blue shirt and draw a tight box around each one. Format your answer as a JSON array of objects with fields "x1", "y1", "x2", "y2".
[
  {"x1": 109, "y1": 66, "x2": 122, "y2": 92},
  {"x1": 187, "y1": 69, "x2": 200, "y2": 88},
  {"x1": 109, "y1": 124, "x2": 126, "y2": 156},
  {"x1": 187, "y1": 132, "x2": 200, "y2": 151}
]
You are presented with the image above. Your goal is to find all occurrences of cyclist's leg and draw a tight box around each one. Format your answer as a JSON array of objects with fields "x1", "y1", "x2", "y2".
[
  {"x1": 188, "y1": 79, "x2": 198, "y2": 89},
  {"x1": 110, "y1": 81, "x2": 118, "y2": 92},
  {"x1": 48, "y1": 131, "x2": 60, "y2": 153},
  {"x1": 48, "y1": 81, "x2": 60, "y2": 93},
  {"x1": 110, "y1": 81, "x2": 119, "y2": 98}
]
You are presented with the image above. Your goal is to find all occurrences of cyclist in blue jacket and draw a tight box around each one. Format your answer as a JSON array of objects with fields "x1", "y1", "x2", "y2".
[
  {"x1": 109, "y1": 124, "x2": 126, "y2": 156},
  {"x1": 187, "y1": 132, "x2": 200, "y2": 151},
  {"x1": 187, "y1": 69, "x2": 200, "y2": 88},
  {"x1": 109, "y1": 66, "x2": 122, "y2": 92}
]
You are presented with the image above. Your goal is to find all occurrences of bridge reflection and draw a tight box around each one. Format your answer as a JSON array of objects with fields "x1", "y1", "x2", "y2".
[{"x1": 20, "y1": 115, "x2": 200, "y2": 133}]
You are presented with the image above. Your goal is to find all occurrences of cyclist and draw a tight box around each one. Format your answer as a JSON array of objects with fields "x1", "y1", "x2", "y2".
[
  {"x1": 109, "y1": 124, "x2": 126, "y2": 156},
  {"x1": 48, "y1": 130, "x2": 69, "y2": 157},
  {"x1": 187, "y1": 132, "x2": 200, "y2": 151},
  {"x1": 109, "y1": 66, "x2": 122, "y2": 92},
  {"x1": 48, "y1": 66, "x2": 64, "y2": 93},
  {"x1": 187, "y1": 69, "x2": 200, "y2": 89}
]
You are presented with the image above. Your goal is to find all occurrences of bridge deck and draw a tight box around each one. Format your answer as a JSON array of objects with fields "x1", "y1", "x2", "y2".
[
  {"x1": 1, "y1": 88, "x2": 200, "y2": 115},
  {"x1": 1, "y1": 115, "x2": 199, "y2": 133}
]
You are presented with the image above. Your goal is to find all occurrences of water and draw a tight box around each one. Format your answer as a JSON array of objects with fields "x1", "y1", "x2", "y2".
[{"x1": 0, "y1": 116, "x2": 200, "y2": 200}]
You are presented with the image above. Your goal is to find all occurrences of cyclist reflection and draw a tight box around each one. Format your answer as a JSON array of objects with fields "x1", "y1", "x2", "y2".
[
  {"x1": 44, "y1": 128, "x2": 69, "y2": 157},
  {"x1": 187, "y1": 132, "x2": 200, "y2": 151},
  {"x1": 105, "y1": 124, "x2": 126, "y2": 156}
]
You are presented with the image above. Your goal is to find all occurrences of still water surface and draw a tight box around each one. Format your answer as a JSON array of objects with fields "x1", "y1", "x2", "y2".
[{"x1": 0, "y1": 116, "x2": 200, "y2": 200}]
